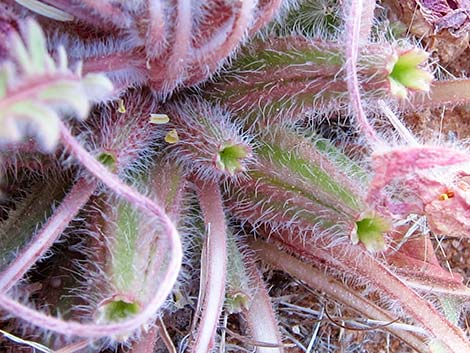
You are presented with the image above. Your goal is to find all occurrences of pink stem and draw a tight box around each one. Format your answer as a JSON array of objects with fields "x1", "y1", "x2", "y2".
[
  {"x1": 271, "y1": 233, "x2": 470, "y2": 353},
  {"x1": 149, "y1": 0, "x2": 192, "y2": 94},
  {"x1": 191, "y1": 181, "x2": 227, "y2": 353},
  {"x1": 409, "y1": 79, "x2": 470, "y2": 109},
  {"x1": 0, "y1": 122, "x2": 182, "y2": 338},
  {"x1": 145, "y1": 0, "x2": 167, "y2": 58},
  {"x1": 244, "y1": 259, "x2": 284, "y2": 353},
  {"x1": 81, "y1": 52, "x2": 141, "y2": 75},
  {"x1": 129, "y1": 325, "x2": 160, "y2": 353},
  {"x1": 344, "y1": 0, "x2": 382, "y2": 146},
  {"x1": 250, "y1": 240, "x2": 428, "y2": 353},
  {"x1": 58, "y1": 122, "x2": 179, "y2": 246},
  {"x1": 249, "y1": 0, "x2": 283, "y2": 35},
  {"x1": 40, "y1": 0, "x2": 131, "y2": 29},
  {"x1": 79, "y1": 0, "x2": 130, "y2": 26},
  {"x1": 187, "y1": 0, "x2": 255, "y2": 85},
  {"x1": 357, "y1": 0, "x2": 376, "y2": 39},
  {"x1": 55, "y1": 340, "x2": 90, "y2": 353},
  {"x1": 0, "y1": 178, "x2": 97, "y2": 293}
]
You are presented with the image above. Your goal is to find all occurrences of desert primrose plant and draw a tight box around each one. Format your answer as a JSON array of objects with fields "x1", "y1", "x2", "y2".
[{"x1": 2, "y1": 0, "x2": 470, "y2": 353}]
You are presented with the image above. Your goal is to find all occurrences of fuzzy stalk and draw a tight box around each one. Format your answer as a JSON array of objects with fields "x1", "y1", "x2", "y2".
[
  {"x1": 39, "y1": 0, "x2": 131, "y2": 29},
  {"x1": 266, "y1": 232, "x2": 470, "y2": 353},
  {"x1": 187, "y1": 0, "x2": 256, "y2": 86},
  {"x1": 344, "y1": 0, "x2": 381, "y2": 145},
  {"x1": 249, "y1": 0, "x2": 283, "y2": 35},
  {"x1": 207, "y1": 37, "x2": 432, "y2": 125},
  {"x1": 144, "y1": 0, "x2": 167, "y2": 58},
  {"x1": 224, "y1": 234, "x2": 283, "y2": 352},
  {"x1": 0, "y1": 123, "x2": 183, "y2": 338},
  {"x1": 409, "y1": 78, "x2": 470, "y2": 109},
  {"x1": 243, "y1": 257, "x2": 284, "y2": 353},
  {"x1": 228, "y1": 128, "x2": 389, "y2": 251},
  {"x1": 0, "y1": 177, "x2": 96, "y2": 292},
  {"x1": 129, "y1": 326, "x2": 159, "y2": 353},
  {"x1": 191, "y1": 180, "x2": 228, "y2": 353},
  {"x1": 250, "y1": 239, "x2": 428, "y2": 353},
  {"x1": 95, "y1": 161, "x2": 186, "y2": 332},
  {"x1": 147, "y1": 0, "x2": 192, "y2": 95}
]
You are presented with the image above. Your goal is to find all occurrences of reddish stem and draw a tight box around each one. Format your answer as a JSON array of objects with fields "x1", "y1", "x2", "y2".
[
  {"x1": 344, "y1": 0, "x2": 382, "y2": 146},
  {"x1": 191, "y1": 180, "x2": 228, "y2": 353},
  {"x1": 187, "y1": 0, "x2": 255, "y2": 85},
  {"x1": 250, "y1": 240, "x2": 428, "y2": 353},
  {"x1": 145, "y1": 0, "x2": 167, "y2": 58},
  {"x1": 128, "y1": 326, "x2": 160, "y2": 353},
  {"x1": 149, "y1": 0, "x2": 192, "y2": 94},
  {"x1": 409, "y1": 79, "x2": 470, "y2": 109},
  {"x1": 249, "y1": 0, "x2": 283, "y2": 35},
  {"x1": 40, "y1": 0, "x2": 131, "y2": 29},
  {"x1": 0, "y1": 122, "x2": 183, "y2": 338},
  {"x1": 81, "y1": 52, "x2": 141, "y2": 76},
  {"x1": 0, "y1": 177, "x2": 97, "y2": 292},
  {"x1": 270, "y1": 232, "x2": 470, "y2": 353},
  {"x1": 244, "y1": 259, "x2": 284, "y2": 353}
]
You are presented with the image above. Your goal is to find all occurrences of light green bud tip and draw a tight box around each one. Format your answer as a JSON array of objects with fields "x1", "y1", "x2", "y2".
[
  {"x1": 97, "y1": 151, "x2": 116, "y2": 170},
  {"x1": 216, "y1": 142, "x2": 250, "y2": 176},
  {"x1": 353, "y1": 215, "x2": 390, "y2": 252},
  {"x1": 100, "y1": 299, "x2": 140, "y2": 322},
  {"x1": 388, "y1": 48, "x2": 433, "y2": 99},
  {"x1": 226, "y1": 291, "x2": 250, "y2": 314}
]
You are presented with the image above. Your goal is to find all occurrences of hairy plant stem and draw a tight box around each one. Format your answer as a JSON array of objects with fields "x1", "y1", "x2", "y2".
[
  {"x1": 191, "y1": 180, "x2": 227, "y2": 353},
  {"x1": 128, "y1": 326, "x2": 160, "y2": 353},
  {"x1": 344, "y1": 0, "x2": 381, "y2": 146},
  {"x1": 268, "y1": 231, "x2": 470, "y2": 353},
  {"x1": 58, "y1": 122, "x2": 180, "y2": 264},
  {"x1": 130, "y1": 318, "x2": 176, "y2": 353},
  {"x1": 410, "y1": 78, "x2": 470, "y2": 109},
  {"x1": 244, "y1": 258, "x2": 284, "y2": 353},
  {"x1": 0, "y1": 122, "x2": 183, "y2": 338},
  {"x1": 82, "y1": 52, "x2": 140, "y2": 76},
  {"x1": 150, "y1": 0, "x2": 191, "y2": 95},
  {"x1": 40, "y1": 0, "x2": 131, "y2": 29},
  {"x1": 209, "y1": 37, "x2": 429, "y2": 127},
  {"x1": 0, "y1": 177, "x2": 96, "y2": 292},
  {"x1": 144, "y1": 0, "x2": 166, "y2": 57},
  {"x1": 250, "y1": 240, "x2": 428, "y2": 353},
  {"x1": 188, "y1": 0, "x2": 255, "y2": 85},
  {"x1": 249, "y1": 0, "x2": 283, "y2": 35}
]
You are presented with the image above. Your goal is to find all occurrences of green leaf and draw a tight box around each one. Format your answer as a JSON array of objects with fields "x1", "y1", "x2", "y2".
[
  {"x1": 8, "y1": 100, "x2": 60, "y2": 151},
  {"x1": 38, "y1": 81, "x2": 90, "y2": 119},
  {"x1": 0, "y1": 19, "x2": 113, "y2": 150},
  {"x1": 25, "y1": 19, "x2": 48, "y2": 74}
]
